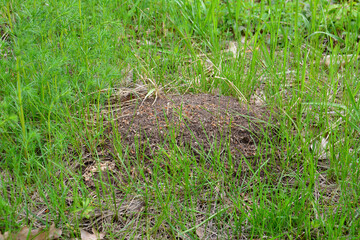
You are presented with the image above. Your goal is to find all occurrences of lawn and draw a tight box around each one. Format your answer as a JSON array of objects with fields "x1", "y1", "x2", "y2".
[{"x1": 1, "y1": 0, "x2": 360, "y2": 239}]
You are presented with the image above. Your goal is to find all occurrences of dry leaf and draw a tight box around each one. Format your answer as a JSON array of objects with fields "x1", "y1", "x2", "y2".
[
  {"x1": 240, "y1": 36, "x2": 246, "y2": 44},
  {"x1": 310, "y1": 137, "x2": 329, "y2": 160},
  {"x1": 228, "y1": 41, "x2": 238, "y2": 58},
  {"x1": 1, "y1": 232, "x2": 8, "y2": 240},
  {"x1": 250, "y1": 89, "x2": 266, "y2": 106},
  {"x1": 3, "y1": 226, "x2": 33, "y2": 240},
  {"x1": 2, "y1": 224, "x2": 61, "y2": 240},
  {"x1": 196, "y1": 227, "x2": 205, "y2": 239},
  {"x1": 321, "y1": 54, "x2": 358, "y2": 68},
  {"x1": 33, "y1": 224, "x2": 62, "y2": 240},
  {"x1": 83, "y1": 162, "x2": 115, "y2": 181},
  {"x1": 80, "y1": 228, "x2": 105, "y2": 240}
]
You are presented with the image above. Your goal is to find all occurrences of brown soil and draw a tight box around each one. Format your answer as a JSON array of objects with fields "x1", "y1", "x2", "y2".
[
  {"x1": 64, "y1": 91, "x2": 282, "y2": 238},
  {"x1": 112, "y1": 93, "x2": 275, "y2": 160},
  {"x1": 78, "y1": 92, "x2": 278, "y2": 188}
]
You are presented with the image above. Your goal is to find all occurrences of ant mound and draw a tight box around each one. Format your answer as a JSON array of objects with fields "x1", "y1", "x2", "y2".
[
  {"x1": 72, "y1": 91, "x2": 280, "y2": 201},
  {"x1": 65, "y1": 91, "x2": 280, "y2": 239},
  {"x1": 77, "y1": 92, "x2": 279, "y2": 188},
  {"x1": 103, "y1": 92, "x2": 277, "y2": 162}
]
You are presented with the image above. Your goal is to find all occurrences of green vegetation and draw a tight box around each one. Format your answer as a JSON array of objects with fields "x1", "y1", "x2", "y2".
[{"x1": 1, "y1": 0, "x2": 360, "y2": 239}]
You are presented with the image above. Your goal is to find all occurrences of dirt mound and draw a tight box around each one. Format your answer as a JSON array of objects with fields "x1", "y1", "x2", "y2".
[
  {"x1": 77, "y1": 92, "x2": 278, "y2": 187},
  {"x1": 67, "y1": 91, "x2": 279, "y2": 236},
  {"x1": 110, "y1": 93, "x2": 275, "y2": 161}
]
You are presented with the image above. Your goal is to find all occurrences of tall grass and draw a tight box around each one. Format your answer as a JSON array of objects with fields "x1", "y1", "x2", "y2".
[{"x1": 1, "y1": 0, "x2": 360, "y2": 238}]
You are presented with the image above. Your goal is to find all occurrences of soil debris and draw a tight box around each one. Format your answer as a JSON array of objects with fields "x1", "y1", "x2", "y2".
[
  {"x1": 77, "y1": 92, "x2": 278, "y2": 190},
  {"x1": 109, "y1": 93, "x2": 276, "y2": 161}
]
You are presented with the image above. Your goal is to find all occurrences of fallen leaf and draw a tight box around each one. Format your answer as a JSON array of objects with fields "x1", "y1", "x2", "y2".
[
  {"x1": 80, "y1": 229, "x2": 105, "y2": 240},
  {"x1": 196, "y1": 227, "x2": 205, "y2": 239},
  {"x1": 309, "y1": 137, "x2": 329, "y2": 160},
  {"x1": 33, "y1": 224, "x2": 62, "y2": 240},
  {"x1": 4, "y1": 226, "x2": 33, "y2": 240},
  {"x1": 321, "y1": 54, "x2": 358, "y2": 68},
  {"x1": 228, "y1": 41, "x2": 238, "y2": 58},
  {"x1": 1, "y1": 224, "x2": 62, "y2": 240}
]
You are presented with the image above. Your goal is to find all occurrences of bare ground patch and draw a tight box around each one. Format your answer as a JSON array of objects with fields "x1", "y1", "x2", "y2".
[{"x1": 61, "y1": 90, "x2": 283, "y2": 238}]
